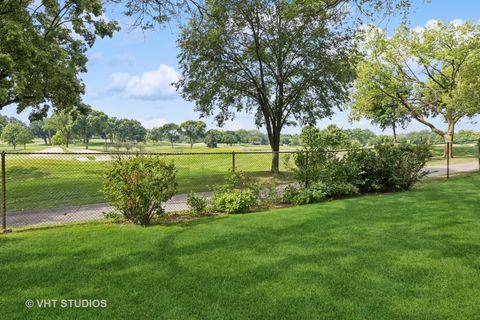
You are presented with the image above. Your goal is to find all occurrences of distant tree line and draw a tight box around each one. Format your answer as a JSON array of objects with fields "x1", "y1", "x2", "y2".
[{"x1": 1, "y1": 111, "x2": 479, "y2": 151}]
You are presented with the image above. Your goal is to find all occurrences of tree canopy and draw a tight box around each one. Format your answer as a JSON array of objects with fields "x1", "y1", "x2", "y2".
[
  {"x1": 0, "y1": 0, "x2": 119, "y2": 119},
  {"x1": 353, "y1": 21, "x2": 480, "y2": 157},
  {"x1": 177, "y1": 0, "x2": 357, "y2": 171}
]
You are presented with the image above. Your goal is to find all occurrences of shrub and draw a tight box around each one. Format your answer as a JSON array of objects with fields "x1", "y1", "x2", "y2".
[
  {"x1": 102, "y1": 211, "x2": 126, "y2": 223},
  {"x1": 257, "y1": 181, "x2": 282, "y2": 209},
  {"x1": 186, "y1": 192, "x2": 208, "y2": 215},
  {"x1": 373, "y1": 143, "x2": 431, "y2": 191},
  {"x1": 52, "y1": 130, "x2": 67, "y2": 146},
  {"x1": 321, "y1": 181, "x2": 359, "y2": 198},
  {"x1": 282, "y1": 184, "x2": 326, "y2": 205},
  {"x1": 211, "y1": 170, "x2": 259, "y2": 213},
  {"x1": 102, "y1": 156, "x2": 177, "y2": 225},
  {"x1": 211, "y1": 189, "x2": 258, "y2": 214}
]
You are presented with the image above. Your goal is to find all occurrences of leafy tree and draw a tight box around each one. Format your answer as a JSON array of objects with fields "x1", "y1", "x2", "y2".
[
  {"x1": 1, "y1": 123, "x2": 26, "y2": 150},
  {"x1": 17, "y1": 127, "x2": 33, "y2": 150},
  {"x1": 355, "y1": 21, "x2": 480, "y2": 157},
  {"x1": 160, "y1": 123, "x2": 181, "y2": 148},
  {"x1": 176, "y1": 0, "x2": 357, "y2": 172},
  {"x1": 52, "y1": 130, "x2": 67, "y2": 146},
  {"x1": 72, "y1": 110, "x2": 107, "y2": 149},
  {"x1": 44, "y1": 112, "x2": 74, "y2": 147},
  {"x1": 348, "y1": 128, "x2": 377, "y2": 146},
  {"x1": 123, "y1": 0, "x2": 413, "y2": 30},
  {"x1": 117, "y1": 119, "x2": 147, "y2": 143},
  {"x1": 350, "y1": 98, "x2": 410, "y2": 142},
  {"x1": 29, "y1": 120, "x2": 49, "y2": 145},
  {"x1": 455, "y1": 130, "x2": 480, "y2": 144},
  {"x1": 0, "y1": 1, "x2": 119, "y2": 118},
  {"x1": 221, "y1": 132, "x2": 238, "y2": 147},
  {"x1": 146, "y1": 127, "x2": 164, "y2": 143},
  {"x1": 205, "y1": 131, "x2": 218, "y2": 148},
  {"x1": 180, "y1": 120, "x2": 206, "y2": 149},
  {"x1": 105, "y1": 117, "x2": 120, "y2": 143},
  {"x1": 300, "y1": 125, "x2": 354, "y2": 150}
]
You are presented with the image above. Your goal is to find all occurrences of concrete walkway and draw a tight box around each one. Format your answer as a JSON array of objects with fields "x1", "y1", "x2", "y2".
[
  {"x1": 425, "y1": 162, "x2": 479, "y2": 177},
  {"x1": 7, "y1": 192, "x2": 213, "y2": 228},
  {"x1": 6, "y1": 162, "x2": 479, "y2": 228}
]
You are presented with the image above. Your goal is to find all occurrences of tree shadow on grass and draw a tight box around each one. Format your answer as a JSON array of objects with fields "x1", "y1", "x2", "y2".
[
  {"x1": 6, "y1": 166, "x2": 51, "y2": 181},
  {"x1": 1, "y1": 175, "x2": 479, "y2": 319}
]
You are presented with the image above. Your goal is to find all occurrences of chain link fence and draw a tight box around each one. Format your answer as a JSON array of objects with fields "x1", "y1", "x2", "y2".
[
  {"x1": 1, "y1": 141, "x2": 479, "y2": 231},
  {"x1": 0, "y1": 151, "x2": 298, "y2": 229}
]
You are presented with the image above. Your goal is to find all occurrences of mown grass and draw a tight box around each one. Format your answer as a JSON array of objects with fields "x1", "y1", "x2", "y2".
[
  {"x1": 3, "y1": 141, "x2": 478, "y2": 212},
  {"x1": 5, "y1": 153, "x2": 294, "y2": 212},
  {"x1": 0, "y1": 174, "x2": 479, "y2": 319},
  {"x1": 428, "y1": 144, "x2": 479, "y2": 165}
]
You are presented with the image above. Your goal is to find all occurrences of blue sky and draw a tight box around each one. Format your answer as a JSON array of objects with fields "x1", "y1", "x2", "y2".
[{"x1": 2, "y1": 0, "x2": 480, "y2": 134}]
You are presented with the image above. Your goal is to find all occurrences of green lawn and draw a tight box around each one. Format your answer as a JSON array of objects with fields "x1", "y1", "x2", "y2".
[
  {"x1": 1, "y1": 174, "x2": 479, "y2": 319},
  {"x1": 3, "y1": 141, "x2": 478, "y2": 212},
  {"x1": 5, "y1": 153, "x2": 294, "y2": 212},
  {"x1": 428, "y1": 144, "x2": 479, "y2": 165}
]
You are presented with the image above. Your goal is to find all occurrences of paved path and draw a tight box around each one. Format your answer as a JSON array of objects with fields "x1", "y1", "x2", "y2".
[
  {"x1": 7, "y1": 192, "x2": 213, "y2": 228},
  {"x1": 6, "y1": 162, "x2": 479, "y2": 228},
  {"x1": 424, "y1": 162, "x2": 479, "y2": 177}
]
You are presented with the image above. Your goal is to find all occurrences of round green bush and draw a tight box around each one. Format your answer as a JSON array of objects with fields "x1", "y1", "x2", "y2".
[{"x1": 102, "y1": 156, "x2": 177, "y2": 225}]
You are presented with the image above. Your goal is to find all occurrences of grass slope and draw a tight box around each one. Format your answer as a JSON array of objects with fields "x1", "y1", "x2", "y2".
[{"x1": 1, "y1": 174, "x2": 479, "y2": 319}]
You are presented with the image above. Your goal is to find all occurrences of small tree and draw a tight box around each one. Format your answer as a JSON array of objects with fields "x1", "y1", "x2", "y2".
[
  {"x1": 52, "y1": 130, "x2": 67, "y2": 146},
  {"x1": 205, "y1": 131, "x2": 218, "y2": 148},
  {"x1": 160, "y1": 123, "x2": 181, "y2": 148},
  {"x1": 102, "y1": 156, "x2": 177, "y2": 225},
  {"x1": 1, "y1": 123, "x2": 24, "y2": 150},
  {"x1": 180, "y1": 120, "x2": 206, "y2": 149},
  {"x1": 17, "y1": 127, "x2": 33, "y2": 150}
]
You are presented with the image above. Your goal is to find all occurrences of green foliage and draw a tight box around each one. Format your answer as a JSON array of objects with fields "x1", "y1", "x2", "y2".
[
  {"x1": 282, "y1": 184, "x2": 326, "y2": 206},
  {"x1": 355, "y1": 21, "x2": 480, "y2": 145},
  {"x1": 205, "y1": 131, "x2": 218, "y2": 148},
  {"x1": 186, "y1": 192, "x2": 208, "y2": 216},
  {"x1": 52, "y1": 130, "x2": 67, "y2": 146},
  {"x1": 211, "y1": 170, "x2": 259, "y2": 213},
  {"x1": 102, "y1": 211, "x2": 126, "y2": 223},
  {"x1": 177, "y1": 0, "x2": 356, "y2": 171},
  {"x1": 0, "y1": 0, "x2": 119, "y2": 117},
  {"x1": 294, "y1": 126, "x2": 432, "y2": 198},
  {"x1": 180, "y1": 120, "x2": 206, "y2": 148},
  {"x1": 211, "y1": 189, "x2": 257, "y2": 214},
  {"x1": 160, "y1": 123, "x2": 181, "y2": 148},
  {"x1": 102, "y1": 156, "x2": 177, "y2": 225},
  {"x1": 1, "y1": 122, "x2": 30, "y2": 150}
]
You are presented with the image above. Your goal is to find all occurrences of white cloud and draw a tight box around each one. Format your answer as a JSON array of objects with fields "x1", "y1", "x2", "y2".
[
  {"x1": 413, "y1": 18, "x2": 466, "y2": 34},
  {"x1": 139, "y1": 117, "x2": 169, "y2": 129},
  {"x1": 108, "y1": 64, "x2": 180, "y2": 100}
]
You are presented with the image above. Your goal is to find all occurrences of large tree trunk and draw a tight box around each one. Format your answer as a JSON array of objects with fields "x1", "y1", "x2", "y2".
[
  {"x1": 443, "y1": 121, "x2": 456, "y2": 159},
  {"x1": 392, "y1": 122, "x2": 397, "y2": 143},
  {"x1": 43, "y1": 137, "x2": 48, "y2": 145},
  {"x1": 85, "y1": 137, "x2": 89, "y2": 150},
  {"x1": 269, "y1": 128, "x2": 281, "y2": 173}
]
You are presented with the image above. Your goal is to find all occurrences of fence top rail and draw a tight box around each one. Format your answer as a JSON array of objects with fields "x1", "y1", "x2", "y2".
[{"x1": 1, "y1": 148, "x2": 367, "y2": 156}]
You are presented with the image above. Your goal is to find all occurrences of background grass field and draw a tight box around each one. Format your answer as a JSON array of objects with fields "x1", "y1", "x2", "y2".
[
  {"x1": 1, "y1": 140, "x2": 478, "y2": 212},
  {"x1": 0, "y1": 174, "x2": 479, "y2": 319}
]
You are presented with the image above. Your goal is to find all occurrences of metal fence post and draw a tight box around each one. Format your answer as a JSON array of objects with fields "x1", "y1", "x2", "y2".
[
  {"x1": 2, "y1": 151, "x2": 6, "y2": 232},
  {"x1": 232, "y1": 151, "x2": 236, "y2": 171},
  {"x1": 446, "y1": 142, "x2": 450, "y2": 180},
  {"x1": 478, "y1": 139, "x2": 480, "y2": 172},
  {"x1": 305, "y1": 150, "x2": 309, "y2": 188}
]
